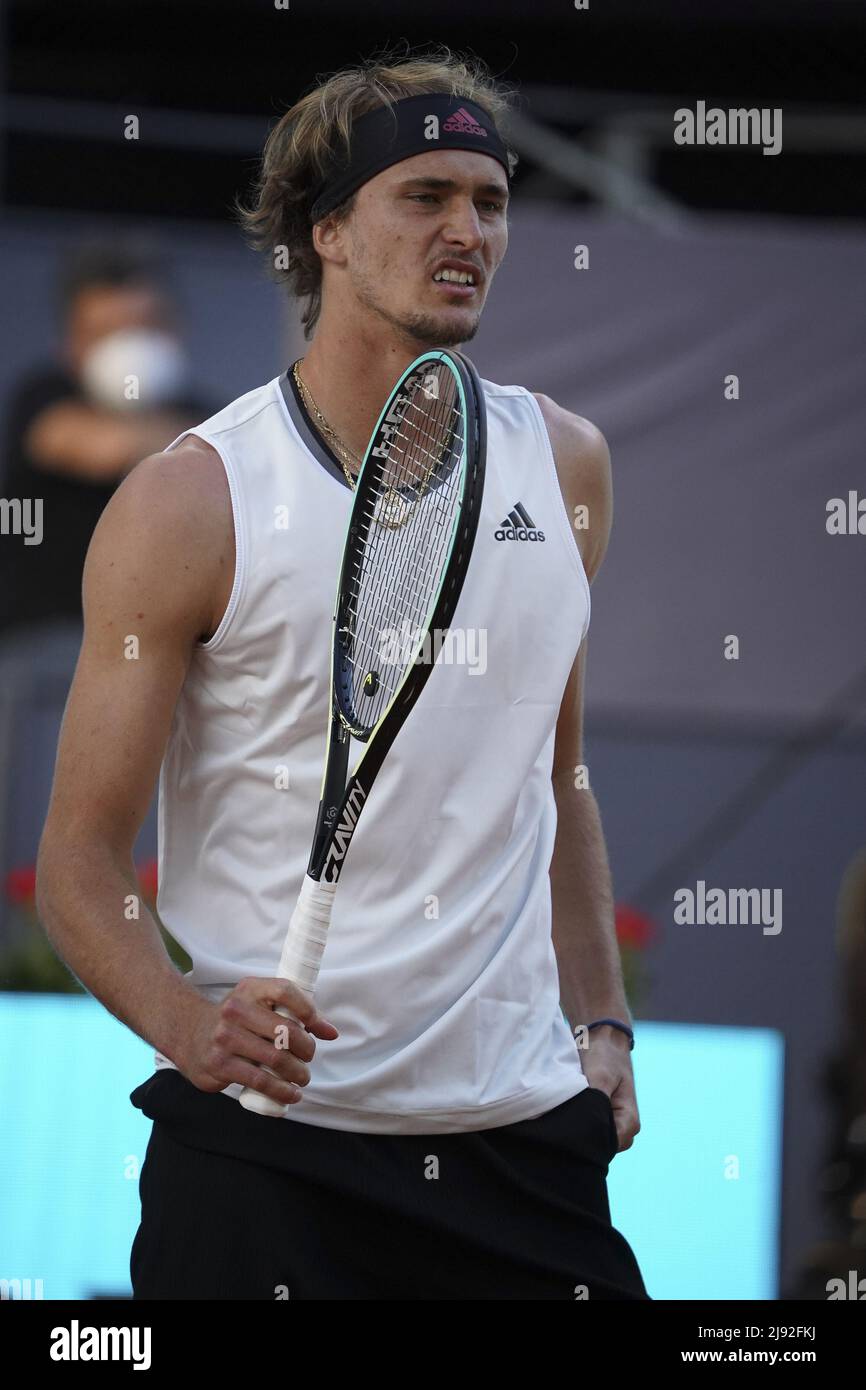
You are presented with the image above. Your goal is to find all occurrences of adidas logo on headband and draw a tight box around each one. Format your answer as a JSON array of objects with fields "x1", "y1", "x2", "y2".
[{"x1": 442, "y1": 107, "x2": 488, "y2": 138}]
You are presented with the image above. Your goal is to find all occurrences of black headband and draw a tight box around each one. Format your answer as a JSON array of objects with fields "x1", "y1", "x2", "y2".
[{"x1": 309, "y1": 92, "x2": 513, "y2": 223}]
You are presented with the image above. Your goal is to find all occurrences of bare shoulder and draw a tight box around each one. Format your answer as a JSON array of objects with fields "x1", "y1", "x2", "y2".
[
  {"x1": 531, "y1": 393, "x2": 612, "y2": 581},
  {"x1": 132, "y1": 432, "x2": 230, "y2": 505},
  {"x1": 87, "y1": 433, "x2": 234, "y2": 645},
  {"x1": 531, "y1": 393, "x2": 611, "y2": 503}
]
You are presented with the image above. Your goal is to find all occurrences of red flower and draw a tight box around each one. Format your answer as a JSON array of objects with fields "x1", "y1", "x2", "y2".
[
  {"x1": 4, "y1": 861, "x2": 36, "y2": 906},
  {"x1": 615, "y1": 903, "x2": 656, "y2": 950},
  {"x1": 4, "y1": 865, "x2": 37, "y2": 904},
  {"x1": 136, "y1": 859, "x2": 159, "y2": 898}
]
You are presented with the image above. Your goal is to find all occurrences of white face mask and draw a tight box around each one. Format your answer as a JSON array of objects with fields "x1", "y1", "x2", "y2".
[{"x1": 80, "y1": 328, "x2": 189, "y2": 410}]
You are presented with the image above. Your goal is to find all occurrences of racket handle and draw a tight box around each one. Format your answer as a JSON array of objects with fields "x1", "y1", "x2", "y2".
[
  {"x1": 238, "y1": 874, "x2": 338, "y2": 1118},
  {"x1": 238, "y1": 1002, "x2": 304, "y2": 1117}
]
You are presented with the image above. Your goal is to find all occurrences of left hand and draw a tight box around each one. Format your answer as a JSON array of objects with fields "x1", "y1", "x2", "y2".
[{"x1": 579, "y1": 1028, "x2": 640, "y2": 1153}]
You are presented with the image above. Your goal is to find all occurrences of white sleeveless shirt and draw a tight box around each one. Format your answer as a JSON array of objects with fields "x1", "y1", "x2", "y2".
[{"x1": 152, "y1": 366, "x2": 593, "y2": 1133}]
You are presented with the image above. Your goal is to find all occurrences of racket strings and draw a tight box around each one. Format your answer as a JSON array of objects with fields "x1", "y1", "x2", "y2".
[
  {"x1": 343, "y1": 513, "x2": 447, "y2": 669},
  {"x1": 348, "y1": 482, "x2": 458, "y2": 701},
  {"x1": 377, "y1": 395, "x2": 460, "y2": 496},
  {"x1": 341, "y1": 364, "x2": 466, "y2": 731}
]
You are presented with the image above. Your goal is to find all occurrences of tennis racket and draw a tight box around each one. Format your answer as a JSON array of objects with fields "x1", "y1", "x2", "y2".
[{"x1": 239, "y1": 348, "x2": 487, "y2": 1115}]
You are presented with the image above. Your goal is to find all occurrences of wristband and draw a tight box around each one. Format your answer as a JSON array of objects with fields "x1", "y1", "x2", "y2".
[{"x1": 587, "y1": 1018, "x2": 635, "y2": 1050}]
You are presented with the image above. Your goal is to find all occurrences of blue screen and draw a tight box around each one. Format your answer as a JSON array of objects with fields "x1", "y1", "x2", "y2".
[{"x1": 0, "y1": 997, "x2": 783, "y2": 1299}]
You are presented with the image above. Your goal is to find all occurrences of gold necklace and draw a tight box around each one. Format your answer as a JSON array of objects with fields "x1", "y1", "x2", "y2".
[
  {"x1": 291, "y1": 358, "x2": 444, "y2": 530},
  {"x1": 292, "y1": 359, "x2": 360, "y2": 489}
]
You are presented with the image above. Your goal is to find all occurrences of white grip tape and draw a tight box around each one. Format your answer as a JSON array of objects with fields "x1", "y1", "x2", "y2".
[
  {"x1": 238, "y1": 874, "x2": 337, "y2": 1117},
  {"x1": 276, "y1": 873, "x2": 338, "y2": 994}
]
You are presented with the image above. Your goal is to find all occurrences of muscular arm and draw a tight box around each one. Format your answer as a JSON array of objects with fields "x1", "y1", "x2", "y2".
[
  {"x1": 36, "y1": 439, "x2": 337, "y2": 1105},
  {"x1": 536, "y1": 395, "x2": 639, "y2": 1151},
  {"x1": 35, "y1": 443, "x2": 226, "y2": 1056},
  {"x1": 550, "y1": 643, "x2": 629, "y2": 1038}
]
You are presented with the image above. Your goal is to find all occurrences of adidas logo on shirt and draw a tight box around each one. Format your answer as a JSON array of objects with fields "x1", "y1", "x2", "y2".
[{"x1": 494, "y1": 502, "x2": 546, "y2": 542}]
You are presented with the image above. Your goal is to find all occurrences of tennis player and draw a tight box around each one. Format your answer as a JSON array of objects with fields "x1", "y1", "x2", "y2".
[{"x1": 37, "y1": 48, "x2": 649, "y2": 1300}]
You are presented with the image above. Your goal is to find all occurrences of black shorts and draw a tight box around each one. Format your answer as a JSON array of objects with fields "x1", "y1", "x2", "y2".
[{"x1": 129, "y1": 1070, "x2": 649, "y2": 1301}]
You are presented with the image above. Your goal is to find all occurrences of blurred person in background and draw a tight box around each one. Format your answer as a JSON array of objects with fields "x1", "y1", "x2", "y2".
[
  {"x1": 0, "y1": 244, "x2": 211, "y2": 942},
  {"x1": 0, "y1": 241, "x2": 211, "y2": 640}
]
